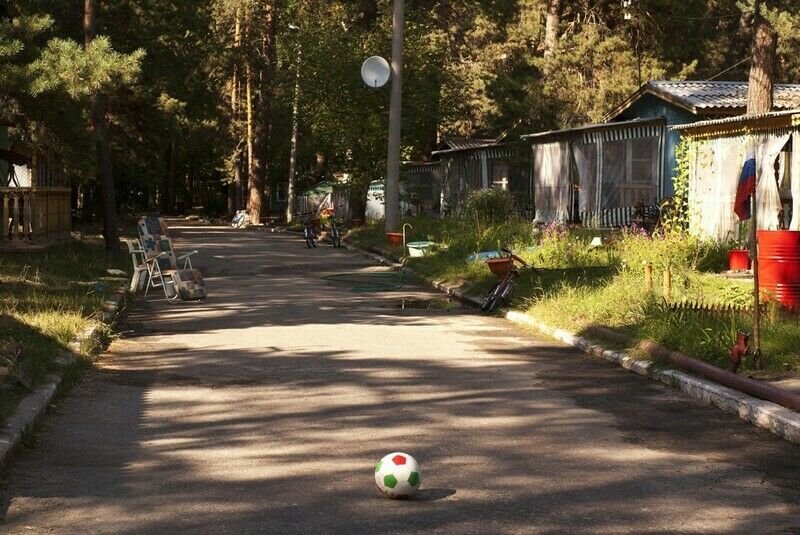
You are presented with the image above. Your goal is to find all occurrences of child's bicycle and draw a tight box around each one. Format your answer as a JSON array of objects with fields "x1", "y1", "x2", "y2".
[
  {"x1": 297, "y1": 212, "x2": 318, "y2": 248},
  {"x1": 328, "y1": 217, "x2": 342, "y2": 248},
  {"x1": 320, "y1": 208, "x2": 342, "y2": 248},
  {"x1": 480, "y1": 247, "x2": 534, "y2": 313}
]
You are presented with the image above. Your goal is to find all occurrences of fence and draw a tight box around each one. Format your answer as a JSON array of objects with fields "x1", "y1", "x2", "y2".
[{"x1": 1, "y1": 187, "x2": 71, "y2": 243}]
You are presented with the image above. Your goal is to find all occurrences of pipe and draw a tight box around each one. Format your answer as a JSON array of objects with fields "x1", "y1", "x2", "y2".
[
  {"x1": 583, "y1": 326, "x2": 800, "y2": 412},
  {"x1": 402, "y1": 223, "x2": 412, "y2": 248}
]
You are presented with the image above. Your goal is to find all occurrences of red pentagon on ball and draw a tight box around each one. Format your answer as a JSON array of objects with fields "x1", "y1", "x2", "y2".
[{"x1": 392, "y1": 454, "x2": 407, "y2": 465}]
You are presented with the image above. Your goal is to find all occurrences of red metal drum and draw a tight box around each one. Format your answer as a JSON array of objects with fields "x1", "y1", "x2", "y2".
[
  {"x1": 728, "y1": 249, "x2": 751, "y2": 271},
  {"x1": 757, "y1": 230, "x2": 800, "y2": 310}
]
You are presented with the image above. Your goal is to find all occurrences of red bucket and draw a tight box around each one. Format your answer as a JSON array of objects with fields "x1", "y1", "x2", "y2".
[
  {"x1": 757, "y1": 230, "x2": 800, "y2": 310},
  {"x1": 386, "y1": 232, "x2": 403, "y2": 246},
  {"x1": 728, "y1": 249, "x2": 751, "y2": 271},
  {"x1": 486, "y1": 258, "x2": 513, "y2": 279}
]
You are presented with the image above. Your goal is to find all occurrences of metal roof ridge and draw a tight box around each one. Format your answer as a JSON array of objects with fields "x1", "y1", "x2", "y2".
[
  {"x1": 521, "y1": 116, "x2": 665, "y2": 140},
  {"x1": 431, "y1": 140, "x2": 515, "y2": 156},
  {"x1": 669, "y1": 109, "x2": 800, "y2": 132}
]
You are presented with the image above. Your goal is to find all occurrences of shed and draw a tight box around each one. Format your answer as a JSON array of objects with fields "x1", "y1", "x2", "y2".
[
  {"x1": 431, "y1": 140, "x2": 530, "y2": 217},
  {"x1": 522, "y1": 117, "x2": 666, "y2": 226},
  {"x1": 401, "y1": 161, "x2": 442, "y2": 216},
  {"x1": 671, "y1": 111, "x2": 800, "y2": 241},
  {"x1": 607, "y1": 81, "x2": 800, "y2": 194}
]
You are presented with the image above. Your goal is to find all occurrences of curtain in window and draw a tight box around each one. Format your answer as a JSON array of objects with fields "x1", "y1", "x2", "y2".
[
  {"x1": 572, "y1": 141, "x2": 597, "y2": 215},
  {"x1": 533, "y1": 142, "x2": 570, "y2": 222},
  {"x1": 754, "y1": 133, "x2": 791, "y2": 230}
]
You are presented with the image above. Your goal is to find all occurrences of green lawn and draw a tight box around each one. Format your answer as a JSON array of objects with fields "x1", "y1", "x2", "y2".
[
  {"x1": 346, "y1": 216, "x2": 800, "y2": 375},
  {"x1": 0, "y1": 237, "x2": 129, "y2": 420}
]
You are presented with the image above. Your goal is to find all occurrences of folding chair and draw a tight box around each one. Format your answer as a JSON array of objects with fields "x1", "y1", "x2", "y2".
[
  {"x1": 123, "y1": 238, "x2": 149, "y2": 293},
  {"x1": 137, "y1": 216, "x2": 169, "y2": 241},
  {"x1": 141, "y1": 235, "x2": 202, "y2": 300}
]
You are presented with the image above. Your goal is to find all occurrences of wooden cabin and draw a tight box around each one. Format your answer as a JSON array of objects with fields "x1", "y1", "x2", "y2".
[{"x1": 1, "y1": 124, "x2": 71, "y2": 245}]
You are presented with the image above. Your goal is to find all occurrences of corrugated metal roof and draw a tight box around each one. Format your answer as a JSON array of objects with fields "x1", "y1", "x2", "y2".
[
  {"x1": 521, "y1": 117, "x2": 665, "y2": 141},
  {"x1": 606, "y1": 80, "x2": 800, "y2": 120},
  {"x1": 651, "y1": 81, "x2": 800, "y2": 109},
  {"x1": 439, "y1": 136, "x2": 498, "y2": 150},
  {"x1": 431, "y1": 140, "x2": 509, "y2": 156},
  {"x1": 670, "y1": 109, "x2": 800, "y2": 132}
]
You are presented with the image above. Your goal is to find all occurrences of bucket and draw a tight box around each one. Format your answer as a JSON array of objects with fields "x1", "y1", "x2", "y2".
[
  {"x1": 386, "y1": 232, "x2": 403, "y2": 246},
  {"x1": 728, "y1": 249, "x2": 751, "y2": 271},
  {"x1": 757, "y1": 230, "x2": 800, "y2": 310},
  {"x1": 486, "y1": 258, "x2": 513, "y2": 278}
]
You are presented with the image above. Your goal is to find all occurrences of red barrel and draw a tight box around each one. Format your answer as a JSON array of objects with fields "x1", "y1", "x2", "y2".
[
  {"x1": 728, "y1": 249, "x2": 750, "y2": 271},
  {"x1": 757, "y1": 230, "x2": 800, "y2": 310}
]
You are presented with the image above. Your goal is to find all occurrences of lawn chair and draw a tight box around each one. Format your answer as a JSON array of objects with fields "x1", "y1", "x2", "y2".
[
  {"x1": 141, "y1": 235, "x2": 204, "y2": 300},
  {"x1": 137, "y1": 216, "x2": 169, "y2": 241},
  {"x1": 123, "y1": 238, "x2": 149, "y2": 293}
]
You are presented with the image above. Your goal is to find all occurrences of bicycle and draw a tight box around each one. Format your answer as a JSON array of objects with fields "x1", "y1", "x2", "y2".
[
  {"x1": 328, "y1": 217, "x2": 342, "y2": 248},
  {"x1": 480, "y1": 247, "x2": 533, "y2": 313},
  {"x1": 298, "y1": 212, "x2": 318, "y2": 248}
]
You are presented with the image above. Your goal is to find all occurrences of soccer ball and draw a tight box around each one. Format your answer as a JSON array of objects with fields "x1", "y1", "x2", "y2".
[
  {"x1": 374, "y1": 452, "x2": 420, "y2": 498},
  {"x1": 374, "y1": 452, "x2": 421, "y2": 499}
]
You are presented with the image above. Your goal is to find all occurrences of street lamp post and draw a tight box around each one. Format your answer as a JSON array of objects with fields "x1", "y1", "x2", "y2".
[
  {"x1": 286, "y1": 24, "x2": 301, "y2": 223},
  {"x1": 385, "y1": 0, "x2": 404, "y2": 233}
]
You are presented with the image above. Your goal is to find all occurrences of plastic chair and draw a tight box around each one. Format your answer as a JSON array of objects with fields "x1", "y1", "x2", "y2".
[
  {"x1": 124, "y1": 238, "x2": 149, "y2": 293},
  {"x1": 141, "y1": 235, "x2": 200, "y2": 299}
]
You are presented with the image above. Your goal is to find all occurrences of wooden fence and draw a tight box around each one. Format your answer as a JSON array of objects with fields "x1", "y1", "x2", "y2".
[{"x1": 1, "y1": 187, "x2": 71, "y2": 243}]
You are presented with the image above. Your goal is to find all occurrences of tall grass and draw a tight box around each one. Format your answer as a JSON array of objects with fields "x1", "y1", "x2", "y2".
[
  {"x1": 0, "y1": 238, "x2": 128, "y2": 417},
  {"x1": 348, "y1": 216, "x2": 798, "y2": 373}
]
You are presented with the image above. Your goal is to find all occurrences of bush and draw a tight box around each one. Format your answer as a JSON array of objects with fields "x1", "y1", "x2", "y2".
[
  {"x1": 525, "y1": 223, "x2": 609, "y2": 269},
  {"x1": 463, "y1": 189, "x2": 516, "y2": 226},
  {"x1": 614, "y1": 227, "x2": 735, "y2": 275}
]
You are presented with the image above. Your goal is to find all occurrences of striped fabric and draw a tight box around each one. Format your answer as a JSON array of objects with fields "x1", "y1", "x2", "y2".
[
  {"x1": 579, "y1": 205, "x2": 660, "y2": 228},
  {"x1": 582, "y1": 124, "x2": 663, "y2": 143},
  {"x1": 579, "y1": 207, "x2": 634, "y2": 228}
]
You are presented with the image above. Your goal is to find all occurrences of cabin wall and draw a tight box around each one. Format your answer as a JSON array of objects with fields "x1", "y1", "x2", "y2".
[{"x1": 612, "y1": 94, "x2": 700, "y2": 197}]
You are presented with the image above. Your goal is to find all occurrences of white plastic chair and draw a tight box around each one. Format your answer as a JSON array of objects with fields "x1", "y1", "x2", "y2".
[
  {"x1": 124, "y1": 239, "x2": 149, "y2": 293},
  {"x1": 141, "y1": 236, "x2": 198, "y2": 299}
]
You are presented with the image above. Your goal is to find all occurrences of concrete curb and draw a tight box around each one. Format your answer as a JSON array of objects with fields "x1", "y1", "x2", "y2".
[
  {"x1": 504, "y1": 311, "x2": 800, "y2": 446},
  {"x1": 343, "y1": 239, "x2": 800, "y2": 446},
  {"x1": 0, "y1": 283, "x2": 130, "y2": 467}
]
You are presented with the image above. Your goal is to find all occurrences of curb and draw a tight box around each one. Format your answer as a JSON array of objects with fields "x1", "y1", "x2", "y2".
[
  {"x1": 504, "y1": 311, "x2": 800, "y2": 445},
  {"x1": 0, "y1": 283, "x2": 130, "y2": 467},
  {"x1": 343, "y1": 239, "x2": 800, "y2": 446}
]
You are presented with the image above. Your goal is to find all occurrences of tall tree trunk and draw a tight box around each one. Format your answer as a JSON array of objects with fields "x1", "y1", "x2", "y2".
[
  {"x1": 186, "y1": 165, "x2": 195, "y2": 212},
  {"x1": 543, "y1": 0, "x2": 561, "y2": 57},
  {"x1": 245, "y1": 54, "x2": 258, "y2": 223},
  {"x1": 166, "y1": 138, "x2": 177, "y2": 213},
  {"x1": 249, "y1": 3, "x2": 276, "y2": 225},
  {"x1": 84, "y1": 0, "x2": 119, "y2": 251},
  {"x1": 747, "y1": 1, "x2": 777, "y2": 115},
  {"x1": 228, "y1": 7, "x2": 242, "y2": 215}
]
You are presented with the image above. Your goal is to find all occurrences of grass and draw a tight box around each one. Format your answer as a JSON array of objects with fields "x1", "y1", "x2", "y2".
[
  {"x1": 346, "y1": 216, "x2": 800, "y2": 375},
  {"x1": 0, "y1": 237, "x2": 128, "y2": 421}
]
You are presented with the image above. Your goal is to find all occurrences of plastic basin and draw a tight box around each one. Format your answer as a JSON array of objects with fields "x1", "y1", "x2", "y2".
[
  {"x1": 407, "y1": 241, "x2": 434, "y2": 257},
  {"x1": 486, "y1": 258, "x2": 513, "y2": 278},
  {"x1": 386, "y1": 232, "x2": 403, "y2": 246},
  {"x1": 466, "y1": 250, "x2": 501, "y2": 263}
]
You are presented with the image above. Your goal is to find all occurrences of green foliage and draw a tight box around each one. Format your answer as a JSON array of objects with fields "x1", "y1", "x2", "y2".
[
  {"x1": 463, "y1": 188, "x2": 516, "y2": 227},
  {"x1": 29, "y1": 37, "x2": 144, "y2": 98},
  {"x1": 525, "y1": 223, "x2": 609, "y2": 269},
  {"x1": 615, "y1": 226, "x2": 733, "y2": 275}
]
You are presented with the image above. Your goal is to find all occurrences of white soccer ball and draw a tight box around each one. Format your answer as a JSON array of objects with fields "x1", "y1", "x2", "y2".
[{"x1": 374, "y1": 452, "x2": 421, "y2": 499}]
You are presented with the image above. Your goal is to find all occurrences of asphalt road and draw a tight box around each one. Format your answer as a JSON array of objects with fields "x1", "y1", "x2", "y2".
[{"x1": 2, "y1": 224, "x2": 800, "y2": 534}]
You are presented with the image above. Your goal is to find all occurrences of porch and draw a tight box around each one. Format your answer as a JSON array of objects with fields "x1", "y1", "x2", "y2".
[{"x1": 2, "y1": 187, "x2": 71, "y2": 245}]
